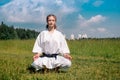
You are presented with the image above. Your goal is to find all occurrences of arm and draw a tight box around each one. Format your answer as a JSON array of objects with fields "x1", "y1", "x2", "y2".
[
  {"x1": 60, "y1": 33, "x2": 72, "y2": 60},
  {"x1": 32, "y1": 33, "x2": 43, "y2": 61}
]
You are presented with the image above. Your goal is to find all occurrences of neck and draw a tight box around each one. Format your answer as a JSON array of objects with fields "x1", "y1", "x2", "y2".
[{"x1": 48, "y1": 27, "x2": 55, "y2": 33}]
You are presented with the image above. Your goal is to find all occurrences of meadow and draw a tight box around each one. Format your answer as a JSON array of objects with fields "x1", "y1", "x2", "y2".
[{"x1": 0, "y1": 39, "x2": 120, "y2": 80}]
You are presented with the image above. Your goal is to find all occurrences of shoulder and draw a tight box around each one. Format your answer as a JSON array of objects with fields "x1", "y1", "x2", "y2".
[
  {"x1": 55, "y1": 30, "x2": 63, "y2": 35},
  {"x1": 38, "y1": 30, "x2": 48, "y2": 35},
  {"x1": 55, "y1": 30, "x2": 65, "y2": 38},
  {"x1": 40, "y1": 30, "x2": 48, "y2": 34},
  {"x1": 37, "y1": 30, "x2": 48, "y2": 38}
]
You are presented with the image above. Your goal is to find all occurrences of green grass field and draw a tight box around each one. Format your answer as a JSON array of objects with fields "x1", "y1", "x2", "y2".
[{"x1": 0, "y1": 39, "x2": 120, "y2": 80}]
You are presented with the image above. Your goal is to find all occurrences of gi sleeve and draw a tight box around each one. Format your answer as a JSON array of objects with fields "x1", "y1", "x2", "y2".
[
  {"x1": 32, "y1": 33, "x2": 42, "y2": 54},
  {"x1": 60, "y1": 33, "x2": 70, "y2": 55}
]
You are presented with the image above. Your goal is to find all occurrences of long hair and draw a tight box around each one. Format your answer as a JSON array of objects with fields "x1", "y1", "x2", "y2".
[{"x1": 46, "y1": 14, "x2": 57, "y2": 29}]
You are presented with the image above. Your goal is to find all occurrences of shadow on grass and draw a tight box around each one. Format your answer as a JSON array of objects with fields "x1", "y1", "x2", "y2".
[{"x1": 26, "y1": 65, "x2": 67, "y2": 74}]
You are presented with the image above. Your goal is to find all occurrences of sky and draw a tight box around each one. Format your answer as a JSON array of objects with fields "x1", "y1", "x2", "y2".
[{"x1": 0, "y1": 0, "x2": 120, "y2": 38}]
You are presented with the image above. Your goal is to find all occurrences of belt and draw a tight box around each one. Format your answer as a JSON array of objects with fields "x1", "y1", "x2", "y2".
[{"x1": 41, "y1": 53, "x2": 59, "y2": 59}]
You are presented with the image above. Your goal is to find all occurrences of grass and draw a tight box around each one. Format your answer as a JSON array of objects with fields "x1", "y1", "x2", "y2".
[{"x1": 0, "y1": 39, "x2": 120, "y2": 80}]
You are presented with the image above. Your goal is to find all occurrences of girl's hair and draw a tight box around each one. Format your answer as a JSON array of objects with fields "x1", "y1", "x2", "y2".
[{"x1": 46, "y1": 14, "x2": 57, "y2": 29}]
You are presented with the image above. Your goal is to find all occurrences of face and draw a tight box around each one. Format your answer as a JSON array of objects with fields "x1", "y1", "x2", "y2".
[{"x1": 47, "y1": 16, "x2": 56, "y2": 29}]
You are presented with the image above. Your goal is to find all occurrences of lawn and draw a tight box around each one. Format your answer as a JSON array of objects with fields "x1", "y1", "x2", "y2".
[{"x1": 0, "y1": 39, "x2": 120, "y2": 80}]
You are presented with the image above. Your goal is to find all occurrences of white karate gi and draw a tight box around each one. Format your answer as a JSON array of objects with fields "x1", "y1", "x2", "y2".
[{"x1": 31, "y1": 29, "x2": 71, "y2": 70}]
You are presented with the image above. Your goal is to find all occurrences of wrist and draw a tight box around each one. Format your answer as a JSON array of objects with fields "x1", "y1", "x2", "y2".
[{"x1": 37, "y1": 53, "x2": 42, "y2": 57}]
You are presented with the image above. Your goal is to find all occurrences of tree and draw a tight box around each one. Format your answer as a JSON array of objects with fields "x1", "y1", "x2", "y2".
[{"x1": 0, "y1": 22, "x2": 39, "y2": 40}]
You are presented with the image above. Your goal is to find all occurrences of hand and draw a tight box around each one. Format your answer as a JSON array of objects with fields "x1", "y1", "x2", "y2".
[
  {"x1": 33, "y1": 53, "x2": 41, "y2": 61},
  {"x1": 63, "y1": 54, "x2": 72, "y2": 60}
]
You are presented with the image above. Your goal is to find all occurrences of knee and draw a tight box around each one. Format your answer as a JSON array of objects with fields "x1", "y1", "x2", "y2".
[
  {"x1": 68, "y1": 60, "x2": 72, "y2": 67},
  {"x1": 66, "y1": 60, "x2": 72, "y2": 67},
  {"x1": 31, "y1": 61, "x2": 38, "y2": 67}
]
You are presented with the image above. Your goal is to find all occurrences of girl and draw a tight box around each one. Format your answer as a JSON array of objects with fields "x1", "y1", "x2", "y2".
[{"x1": 31, "y1": 14, "x2": 72, "y2": 72}]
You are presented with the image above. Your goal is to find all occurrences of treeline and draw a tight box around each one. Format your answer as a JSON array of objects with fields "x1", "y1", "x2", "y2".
[{"x1": 0, "y1": 22, "x2": 39, "y2": 40}]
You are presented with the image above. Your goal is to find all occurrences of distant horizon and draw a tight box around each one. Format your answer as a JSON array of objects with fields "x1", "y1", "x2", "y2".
[
  {"x1": 1, "y1": 21, "x2": 119, "y2": 39},
  {"x1": 0, "y1": 0, "x2": 120, "y2": 38}
]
